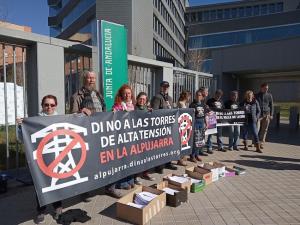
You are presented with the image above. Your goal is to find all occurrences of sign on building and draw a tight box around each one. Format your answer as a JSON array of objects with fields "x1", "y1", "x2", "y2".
[{"x1": 98, "y1": 20, "x2": 128, "y2": 110}]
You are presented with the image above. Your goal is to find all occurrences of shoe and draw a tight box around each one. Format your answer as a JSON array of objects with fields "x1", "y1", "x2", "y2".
[
  {"x1": 105, "y1": 188, "x2": 123, "y2": 198},
  {"x1": 248, "y1": 143, "x2": 254, "y2": 147},
  {"x1": 130, "y1": 184, "x2": 136, "y2": 189},
  {"x1": 155, "y1": 167, "x2": 164, "y2": 174},
  {"x1": 123, "y1": 185, "x2": 131, "y2": 190},
  {"x1": 219, "y1": 148, "x2": 226, "y2": 152},
  {"x1": 207, "y1": 150, "x2": 213, "y2": 154},
  {"x1": 255, "y1": 143, "x2": 263, "y2": 153},
  {"x1": 134, "y1": 179, "x2": 142, "y2": 185},
  {"x1": 54, "y1": 207, "x2": 62, "y2": 220},
  {"x1": 260, "y1": 143, "x2": 264, "y2": 149},
  {"x1": 196, "y1": 156, "x2": 202, "y2": 161},
  {"x1": 190, "y1": 157, "x2": 197, "y2": 163},
  {"x1": 243, "y1": 140, "x2": 249, "y2": 151},
  {"x1": 165, "y1": 164, "x2": 177, "y2": 170},
  {"x1": 233, "y1": 146, "x2": 239, "y2": 151},
  {"x1": 35, "y1": 213, "x2": 45, "y2": 224},
  {"x1": 81, "y1": 193, "x2": 91, "y2": 203},
  {"x1": 177, "y1": 159, "x2": 187, "y2": 166},
  {"x1": 228, "y1": 147, "x2": 233, "y2": 151},
  {"x1": 141, "y1": 173, "x2": 155, "y2": 181},
  {"x1": 199, "y1": 152, "x2": 208, "y2": 156}
]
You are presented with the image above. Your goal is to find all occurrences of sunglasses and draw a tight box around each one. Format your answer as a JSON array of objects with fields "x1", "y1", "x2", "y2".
[{"x1": 43, "y1": 103, "x2": 56, "y2": 107}]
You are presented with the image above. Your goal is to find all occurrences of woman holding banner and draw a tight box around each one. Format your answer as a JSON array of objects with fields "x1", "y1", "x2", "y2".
[
  {"x1": 17, "y1": 95, "x2": 62, "y2": 224},
  {"x1": 189, "y1": 90, "x2": 207, "y2": 162},
  {"x1": 240, "y1": 90, "x2": 262, "y2": 153},
  {"x1": 112, "y1": 84, "x2": 139, "y2": 189},
  {"x1": 135, "y1": 92, "x2": 155, "y2": 181},
  {"x1": 225, "y1": 91, "x2": 240, "y2": 151}
]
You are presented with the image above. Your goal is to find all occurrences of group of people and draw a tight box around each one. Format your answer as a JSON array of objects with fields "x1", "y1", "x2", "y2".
[{"x1": 17, "y1": 70, "x2": 273, "y2": 224}]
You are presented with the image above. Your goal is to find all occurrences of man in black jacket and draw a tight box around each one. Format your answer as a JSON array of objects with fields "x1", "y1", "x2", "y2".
[
  {"x1": 255, "y1": 83, "x2": 274, "y2": 149},
  {"x1": 151, "y1": 81, "x2": 177, "y2": 173}
]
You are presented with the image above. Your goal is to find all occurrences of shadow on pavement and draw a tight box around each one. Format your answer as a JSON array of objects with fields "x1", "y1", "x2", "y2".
[
  {"x1": 99, "y1": 202, "x2": 125, "y2": 223},
  {"x1": 267, "y1": 125, "x2": 300, "y2": 146},
  {"x1": 222, "y1": 159, "x2": 300, "y2": 170},
  {"x1": 56, "y1": 209, "x2": 91, "y2": 225},
  {"x1": 239, "y1": 154, "x2": 300, "y2": 163}
]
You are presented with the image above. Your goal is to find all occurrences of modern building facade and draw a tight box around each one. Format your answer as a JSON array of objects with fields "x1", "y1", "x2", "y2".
[
  {"x1": 48, "y1": 0, "x2": 187, "y2": 67},
  {"x1": 186, "y1": 0, "x2": 300, "y2": 102}
]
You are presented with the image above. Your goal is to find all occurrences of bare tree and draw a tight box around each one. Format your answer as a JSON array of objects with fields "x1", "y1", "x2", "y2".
[{"x1": 187, "y1": 49, "x2": 209, "y2": 72}]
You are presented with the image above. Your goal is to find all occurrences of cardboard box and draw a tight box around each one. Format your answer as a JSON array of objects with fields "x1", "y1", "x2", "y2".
[
  {"x1": 208, "y1": 162, "x2": 226, "y2": 178},
  {"x1": 163, "y1": 174, "x2": 192, "y2": 191},
  {"x1": 190, "y1": 179, "x2": 205, "y2": 193},
  {"x1": 116, "y1": 186, "x2": 166, "y2": 225},
  {"x1": 225, "y1": 167, "x2": 236, "y2": 177},
  {"x1": 201, "y1": 163, "x2": 219, "y2": 182},
  {"x1": 185, "y1": 166, "x2": 213, "y2": 185},
  {"x1": 156, "y1": 181, "x2": 188, "y2": 207}
]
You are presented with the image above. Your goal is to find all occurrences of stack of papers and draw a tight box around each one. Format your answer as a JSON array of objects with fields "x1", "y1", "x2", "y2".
[
  {"x1": 162, "y1": 187, "x2": 179, "y2": 195},
  {"x1": 134, "y1": 191, "x2": 158, "y2": 206},
  {"x1": 168, "y1": 176, "x2": 190, "y2": 184},
  {"x1": 127, "y1": 202, "x2": 144, "y2": 208},
  {"x1": 189, "y1": 177, "x2": 201, "y2": 184}
]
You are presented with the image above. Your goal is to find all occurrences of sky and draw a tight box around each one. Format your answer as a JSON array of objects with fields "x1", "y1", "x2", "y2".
[
  {"x1": 0, "y1": 0, "x2": 239, "y2": 36},
  {"x1": 0, "y1": 0, "x2": 49, "y2": 35}
]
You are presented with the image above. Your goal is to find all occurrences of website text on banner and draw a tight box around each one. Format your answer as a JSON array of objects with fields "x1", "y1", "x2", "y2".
[{"x1": 21, "y1": 109, "x2": 194, "y2": 206}]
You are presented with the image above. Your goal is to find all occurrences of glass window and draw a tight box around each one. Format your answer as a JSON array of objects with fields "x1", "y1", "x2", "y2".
[
  {"x1": 203, "y1": 11, "x2": 209, "y2": 21},
  {"x1": 224, "y1": 8, "x2": 230, "y2": 19},
  {"x1": 253, "y1": 5, "x2": 260, "y2": 16},
  {"x1": 231, "y1": 8, "x2": 237, "y2": 18},
  {"x1": 197, "y1": 12, "x2": 202, "y2": 22},
  {"x1": 191, "y1": 12, "x2": 196, "y2": 22},
  {"x1": 276, "y1": 2, "x2": 283, "y2": 12},
  {"x1": 261, "y1": 4, "x2": 268, "y2": 15},
  {"x1": 245, "y1": 6, "x2": 252, "y2": 17},
  {"x1": 62, "y1": 0, "x2": 95, "y2": 30},
  {"x1": 217, "y1": 9, "x2": 223, "y2": 20},
  {"x1": 210, "y1": 10, "x2": 216, "y2": 20},
  {"x1": 188, "y1": 23, "x2": 300, "y2": 50},
  {"x1": 269, "y1": 3, "x2": 275, "y2": 13},
  {"x1": 238, "y1": 7, "x2": 245, "y2": 17}
]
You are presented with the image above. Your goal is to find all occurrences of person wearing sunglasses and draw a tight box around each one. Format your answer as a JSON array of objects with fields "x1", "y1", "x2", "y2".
[{"x1": 16, "y1": 95, "x2": 62, "y2": 224}]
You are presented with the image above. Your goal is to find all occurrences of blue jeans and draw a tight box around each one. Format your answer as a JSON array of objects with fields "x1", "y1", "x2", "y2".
[
  {"x1": 207, "y1": 127, "x2": 223, "y2": 150},
  {"x1": 192, "y1": 119, "x2": 205, "y2": 157},
  {"x1": 228, "y1": 126, "x2": 240, "y2": 148},
  {"x1": 242, "y1": 122, "x2": 259, "y2": 143},
  {"x1": 191, "y1": 147, "x2": 204, "y2": 158}
]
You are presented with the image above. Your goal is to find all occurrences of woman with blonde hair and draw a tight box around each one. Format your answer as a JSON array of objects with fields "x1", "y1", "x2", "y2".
[{"x1": 240, "y1": 90, "x2": 262, "y2": 153}]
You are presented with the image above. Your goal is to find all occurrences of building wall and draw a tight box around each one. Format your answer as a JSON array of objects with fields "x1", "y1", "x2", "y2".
[
  {"x1": 211, "y1": 37, "x2": 300, "y2": 102},
  {"x1": 96, "y1": 0, "x2": 132, "y2": 55},
  {"x1": 131, "y1": 0, "x2": 153, "y2": 59}
]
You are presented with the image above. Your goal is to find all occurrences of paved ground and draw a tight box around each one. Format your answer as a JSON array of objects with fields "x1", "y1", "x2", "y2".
[{"x1": 0, "y1": 126, "x2": 299, "y2": 225}]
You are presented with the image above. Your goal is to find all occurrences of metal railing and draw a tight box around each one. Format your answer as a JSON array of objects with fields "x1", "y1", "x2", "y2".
[
  {"x1": 128, "y1": 64, "x2": 156, "y2": 99},
  {"x1": 0, "y1": 43, "x2": 27, "y2": 170},
  {"x1": 173, "y1": 67, "x2": 215, "y2": 103}
]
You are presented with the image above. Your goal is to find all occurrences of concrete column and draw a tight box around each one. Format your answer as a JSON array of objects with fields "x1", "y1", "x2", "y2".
[
  {"x1": 289, "y1": 106, "x2": 300, "y2": 129},
  {"x1": 163, "y1": 66, "x2": 173, "y2": 98},
  {"x1": 27, "y1": 43, "x2": 65, "y2": 116},
  {"x1": 270, "y1": 106, "x2": 280, "y2": 128}
]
